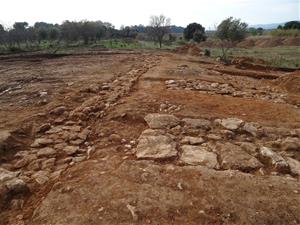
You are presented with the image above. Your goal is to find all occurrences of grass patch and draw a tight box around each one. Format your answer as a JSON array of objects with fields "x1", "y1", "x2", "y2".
[{"x1": 208, "y1": 46, "x2": 300, "y2": 69}]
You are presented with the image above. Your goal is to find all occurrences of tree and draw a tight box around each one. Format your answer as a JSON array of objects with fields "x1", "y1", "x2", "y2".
[
  {"x1": 184, "y1": 23, "x2": 206, "y2": 42},
  {"x1": 0, "y1": 24, "x2": 6, "y2": 46},
  {"x1": 283, "y1": 21, "x2": 300, "y2": 30},
  {"x1": 257, "y1": 27, "x2": 264, "y2": 35},
  {"x1": 216, "y1": 17, "x2": 248, "y2": 62},
  {"x1": 38, "y1": 29, "x2": 48, "y2": 43},
  {"x1": 147, "y1": 15, "x2": 171, "y2": 48},
  {"x1": 49, "y1": 28, "x2": 59, "y2": 41}
]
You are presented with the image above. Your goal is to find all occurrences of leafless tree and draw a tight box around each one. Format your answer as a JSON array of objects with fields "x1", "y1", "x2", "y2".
[{"x1": 147, "y1": 15, "x2": 171, "y2": 48}]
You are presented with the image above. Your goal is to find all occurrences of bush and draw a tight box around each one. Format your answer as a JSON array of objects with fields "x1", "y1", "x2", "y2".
[
  {"x1": 270, "y1": 29, "x2": 300, "y2": 37},
  {"x1": 204, "y1": 49, "x2": 211, "y2": 56}
]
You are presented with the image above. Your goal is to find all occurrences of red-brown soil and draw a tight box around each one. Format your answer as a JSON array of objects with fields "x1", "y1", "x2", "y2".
[{"x1": 0, "y1": 50, "x2": 300, "y2": 225}]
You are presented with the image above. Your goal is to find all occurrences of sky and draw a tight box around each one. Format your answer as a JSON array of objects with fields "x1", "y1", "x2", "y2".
[{"x1": 0, "y1": 0, "x2": 299, "y2": 29}]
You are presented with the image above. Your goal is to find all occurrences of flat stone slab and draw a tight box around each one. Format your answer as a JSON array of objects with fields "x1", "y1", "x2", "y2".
[
  {"x1": 218, "y1": 143, "x2": 262, "y2": 171},
  {"x1": 144, "y1": 114, "x2": 180, "y2": 129},
  {"x1": 136, "y1": 134, "x2": 177, "y2": 159},
  {"x1": 180, "y1": 145, "x2": 219, "y2": 169}
]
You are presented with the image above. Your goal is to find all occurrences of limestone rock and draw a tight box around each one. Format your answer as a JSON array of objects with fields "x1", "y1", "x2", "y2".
[
  {"x1": 50, "y1": 106, "x2": 66, "y2": 116},
  {"x1": 281, "y1": 137, "x2": 300, "y2": 151},
  {"x1": 31, "y1": 138, "x2": 54, "y2": 148},
  {"x1": 0, "y1": 168, "x2": 28, "y2": 205},
  {"x1": 218, "y1": 143, "x2": 262, "y2": 171},
  {"x1": 63, "y1": 146, "x2": 79, "y2": 156},
  {"x1": 218, "y1": 118, "x2": 244, "y2": 131},
  {"x1": 259, "y1": 147, "x2": 289, "y2": 173},
  {"x1": 144, "y1": 114, "x2": 180, "y2": 129},
  {"x1": 0, "y1": 130, "x2": 11, "y2": 152},
  {"x1": 243, "y1": 123, "x2": 258, "y2": 136},
  {"x1": 286, "y1": 157, "x2": 300, "y2": 176},
  {"x1": 37, "y1": 147, "x2": 57, "y2": 158},
  {"x1": 37, "y1": 123, "x2": 51, "y2": 133},
  {"x1": 181, "y1": 136, "x2": 205, "y2": 145},
  {"x1": 136, "y1": 134, "x2": 177, "y2": 159},
  {"x1": 182, "y1": 118, "x2": 211, "y2": 130},
  {"x1": 180, "y1": 145, "x2": 219, "y2": 169},
  {"x1": 32, "y1": 171, "x2": 50, "y2": 185}
]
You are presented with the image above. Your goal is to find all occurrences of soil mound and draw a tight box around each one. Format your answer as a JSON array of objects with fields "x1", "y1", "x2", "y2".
[
  {"x1": 175, "y1": 44, "x2": 202, "y2": 56},
  {"x1": 276, "y1": 71, "x2": 300, "y2": 94},
  {"x1": 200, "y1": 37, "x2": 300, "y2": 48}
]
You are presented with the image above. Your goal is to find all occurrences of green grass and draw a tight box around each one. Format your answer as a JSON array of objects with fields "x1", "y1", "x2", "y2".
[
  {"x1": 0, "y1": 39, "x2": 179, "y2": 55},
  {"x1": 269, "y1": 29, "x2": 300, "y2": 37},
  {"x1": 207, "y1": 46, "x2": 300, "y2": 69},
  {"x1": 95, "y1": 40, "x2": 178, "y2": 49}
]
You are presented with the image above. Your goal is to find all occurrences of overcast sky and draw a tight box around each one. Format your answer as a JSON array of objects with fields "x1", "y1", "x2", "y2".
[{"x1": 0, "y1": 0, "x2": 299, "y2": 29}]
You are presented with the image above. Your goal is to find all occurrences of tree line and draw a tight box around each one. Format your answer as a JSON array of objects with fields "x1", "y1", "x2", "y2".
[{"x1": 0, "y1": 16, "x2": 298, "y2": 52}]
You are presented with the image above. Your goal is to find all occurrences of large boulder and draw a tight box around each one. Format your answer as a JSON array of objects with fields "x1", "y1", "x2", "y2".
[
  {"x1": 180, "y1": 145, "x2": 219, "y2": 169},
  {"x1": 136, "y1": 132, "x2": 177, "y2": 159},
  {"x1": 144, "y1": 114, "x2": 180, "y2": 129},
  {"x1": 218, "y1": 143, "x2": 262, "y2": 171}
]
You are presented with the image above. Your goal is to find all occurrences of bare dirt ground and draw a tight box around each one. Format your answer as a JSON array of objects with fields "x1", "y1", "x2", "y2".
[{"x1": 0, "y1": 49, "x2": 300, "y2": 225}]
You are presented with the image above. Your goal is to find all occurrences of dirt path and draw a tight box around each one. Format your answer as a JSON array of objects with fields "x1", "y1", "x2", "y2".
[{"x1": 1, "y1": 50, "x2": 300, "y2": 225}]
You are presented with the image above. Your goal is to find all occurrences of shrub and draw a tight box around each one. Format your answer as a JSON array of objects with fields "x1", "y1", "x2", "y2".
[{"x1": 204, "y1": 49, "x2": 211, "y2": 56}]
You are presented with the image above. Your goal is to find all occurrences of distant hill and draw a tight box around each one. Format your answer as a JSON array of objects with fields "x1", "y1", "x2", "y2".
[
  {"x1": 170, "y1": 25, "x2": 184, "y2": 33},
  {"x1": 249, "y1": 22, "x2": 285, "y2": 30}
]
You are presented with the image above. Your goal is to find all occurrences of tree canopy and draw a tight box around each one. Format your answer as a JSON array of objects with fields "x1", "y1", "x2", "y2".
[
  {"x1": 147, "y1": 15, "x2": 171, "y2": 48},
  {"x1": 184, "y1": 23, "x2": 206, "y2": 42}
]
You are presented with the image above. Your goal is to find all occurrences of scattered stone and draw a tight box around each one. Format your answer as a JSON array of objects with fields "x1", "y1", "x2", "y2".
[
  {"x1": 41, "y1": 158, "x2": 56, "y2": 170},
  {"x1": 5, "y1": 179, "x2": 27, "y2": 193},
  {"x1": 126, "y1": 204, "x2": 138, "y2": 222},
  {"x1": 218, "y1": 143, "x2": 262, "y2": 171},
  {"x1": 259, "y1": 147, "x2": 290, "y2": 173},
  {"x1": 286, "y1": 157, "x2": 300, "y2": 176},
  {"x1": 70, "y1": 139, "x2": 85, "y2": 145},
  {"x1": 239, "y1": 142, "x2": 258, "y2": 156},
  {"x1": 218, "y1": 118, "x2": 244, "y2": 131},
  {"x1": 144, "y1": 114, "x2": 180, "y2": 129},
  {"x1": 0, "y1": 130, "x2": 11, "y2": 152},
  {"x1": 181, "y1": 136, "x2": 205, "y2": 145},
  {"x1": 37, "y1": 147, "x2": 57, "y2": 158},
  {"x1": 281, "y1": 137, "x2": 300, "y2": 151},
  {"x1": 206, "y1": 134, "x2": 222, "y2": 141},
  {"x1": 63, "y1": 146, "x2": 79, "y2": 156},
  {"x1": 109, "y1": 134, "x2": 122, "y2": 143},
  {"x1": 31, "y1": 138, "x2": 54, "y2": 148},
  {"x1": 50, "y1": 106, "x2": 67, "y2": 116},
  {"x1": 243, "y1": 123, "x2": 258, "y2": 136},
  {"x1": 136, "y1": 134, "x2": 177, "y2": 159},
  {"x1": 182, "y1": 118, "x2": 211, "y2": 130},
  {"x1": 180, "y1": 145, "x2": 219, "y2": 169},
  {"x1": 37, "y1": 123, "x2": 51, "y2": 133},
  {"x1": 14, "y1": 158, "x2": 29, "y2": 169},
  {"x1": 0, "y1": 168, "x2": 28, "y2": 202},
  {"x1": 72, "y1": 156, "x2": 86, "y2": 163},
  {"x1": 32, "y1": 171, "x2": 50, "y2": 185}
]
